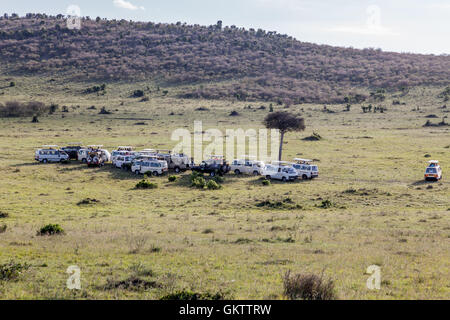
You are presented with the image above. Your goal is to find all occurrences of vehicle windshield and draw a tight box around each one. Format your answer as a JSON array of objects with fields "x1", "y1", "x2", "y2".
[
  {"x1": 312, "y1": 166, "x2": 318, "y2": 171},
  {"x1": 426, "y1": 168, "x2": 437, "y2": 173}
]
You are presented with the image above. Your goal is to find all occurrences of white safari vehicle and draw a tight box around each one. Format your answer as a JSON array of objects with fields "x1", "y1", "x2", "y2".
[
  {"x1": 156, "y1": 150, "x2": 192, "y2": 173},
  {"x1": 113, "y1": 155, "x2": 136, "y2": 170},
  {"x1": 35, "y1": 145, "x2": 69, "y2": 163},
  {"x1": 78, "y1": 145, "x2": 110, "y2": 163},
  {"x1": 111, "y1": 146, "x2": 134, "y2": 163},
  {"x1": 424, "y1": 160, "x2": 442, "y2": 181},
  {"x1": 230, "y1": 156, "x2": 265, "y2": 175},
  {"x1": 131, "y1": 159, "x2": 168, "y2": 176},
  {"x1": 262, "y1": 162, "x2": 298, "y2": 181},
  {"x1": 292, "y1": 158, "x2": 319, "y2": 180}
]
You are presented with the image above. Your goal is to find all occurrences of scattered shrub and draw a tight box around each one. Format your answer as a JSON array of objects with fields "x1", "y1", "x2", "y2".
[
  {"x1": 423, "y1": 118, "x2": 449, "y2": 127},
  {"x1": 207, "y1": 180, "x2": 221, "y2": 190},
  {"x1": 9, "y1": 81, "x2": 15, "y2": 87},
  {"x1": 191, "y1": 176, "x2": 206, "y2": 188},
  {"x1": 229, "y1": 110, "x2": 240, "y2": 116},
  {"x1": 0, "y1": 224, "x2": 6, "y2": 233},
  {"x1": 99, "y1": 107, "x2": 112, "y2": 114},
  {"x1": 0, "y1": 212, "x2": 9, "y2": 218},
  {"x1": 104, "y1": 276, "x2": 161, "y2": 291},
  {"x1": 256, "y1": 198, "x2": 301, "y2": 209},
  {"x1": 135, "y1": 179, "x2": 158, "y2": 189},
  {"x1": 38, "y1": 224, "x2": 64, "y2": 236},
  {"x1": 160, "y1": 290, "x2": 225, "y2": 300},
  {"x1": 261, "y1": 179, "x2": 271, "y2": 186},
  {"x1": 132, "y1": 89, "x2": 144, "y2": 98},
  {"x1": 202, "y1": 228, "x2": 214, "y2": 234},
  {"x1": 0, "y1": 101, "x2": 50, "y2": 118},
  {"x1": 302, "y1": 132, "x2": 322, "y2": 141},
  {"x1": 212, "y1": 176, "x2": 224, "y2": 184},
  {"x1": 0, "y1": 261, "x2": 30, "y2": 281},
  {"x1": 84, "y1": 84, "x2": 106, "y2": 94},
  {"x1": 283, "y1": 270, "x2": 336, "y2": 300},
  {"x1": 77, "y1": 198, "x2": 100, "y2": 205},
  {"x1": 318, "y1": 200, "x2": 334, "y2": 209},
  {"x1": 168, "y1": 175, "x2": 177, "y2": 182}
]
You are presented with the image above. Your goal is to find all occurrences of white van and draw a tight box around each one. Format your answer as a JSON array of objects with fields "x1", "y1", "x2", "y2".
[
  {"x1": 113, "y1": 154, "x2": 136, "y2": 170},
  {"x1": 131, "y1": 160, "x2": 168, "y2": 176},
  {"x1": 111, "y1": 147, "x2": 134, "y2": 163},
  {"x1": 262, "y1": 164, "x2": 298, "y2": 181},
  {"x1": 230, "y1": 158, "x2": 265, "y2": 175},
  {"x1": 78, "y1": 146, "x2": 110, "y2": 163},
  {"x1": 292, "y1": 158, "x2": 319, "y2": 180},
  {"x1": 35, "y1": 146, "x2": 69, "y2": 163},
  {"x1": 156, "y1": 150, "x2": 192, "y2": 173},
  {"x1": 424, "y1": 160, "x2": 442, "y2": 181}
]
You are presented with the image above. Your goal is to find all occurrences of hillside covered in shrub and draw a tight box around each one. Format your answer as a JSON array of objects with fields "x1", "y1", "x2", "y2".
[{"x1": 1, "y1": 14, "x2": 449, "y2": 103}]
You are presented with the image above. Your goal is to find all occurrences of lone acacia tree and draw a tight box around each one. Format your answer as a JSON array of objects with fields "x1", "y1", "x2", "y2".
[{"x1": 263, "y1": 111, "x2": 305, "y2": 161}]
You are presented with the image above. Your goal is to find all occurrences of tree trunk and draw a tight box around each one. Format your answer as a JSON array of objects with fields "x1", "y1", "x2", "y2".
[{"x1": 278, "y1": 131, "x2": 284, "y2": 161}]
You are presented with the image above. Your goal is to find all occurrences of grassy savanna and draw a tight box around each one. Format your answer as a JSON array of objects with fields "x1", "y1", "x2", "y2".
[{"x1": 0, "y1": 77, "x2": 449, "y2": 299}]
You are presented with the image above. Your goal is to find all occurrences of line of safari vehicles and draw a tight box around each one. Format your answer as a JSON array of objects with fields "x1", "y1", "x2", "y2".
[
  {"x1": 35, "y1": 144, "x2": 443, "y2": 182},
  {"x1": 34, "y1": 144, "x2": 321, "y2": 181}
]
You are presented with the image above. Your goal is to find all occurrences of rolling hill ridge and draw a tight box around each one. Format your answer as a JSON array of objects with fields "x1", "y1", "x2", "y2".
[{"x1": 1, "y1": 14, "x2": 449, "y2": 103}]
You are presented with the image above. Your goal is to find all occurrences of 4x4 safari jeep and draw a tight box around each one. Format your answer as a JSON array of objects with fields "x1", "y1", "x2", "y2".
[{"x1": 191, "y1": 156, "x2": 230, "y2": 177}]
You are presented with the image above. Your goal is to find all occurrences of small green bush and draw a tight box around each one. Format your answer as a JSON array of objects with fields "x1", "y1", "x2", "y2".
[
  {"x1": 0, "y1": 261, "x2": 30, "y2": 281},
  {"x1": 191, "y1": 176, "x2": 206, "y2": 189},
  {"x1": 38, "y1": 224, "x2": 64, "y2": 236},
  {"x1": 213, "y1": 176, "x2": 224, "y2": 183},
  {"x1": 262, "y1": 179, "x2": 271, "y2": 186},
  {"x1": 207, "y1": 180, "x2": 221, "y2": 190},
  {"x1": 135, "y1": 179, "x2": 158, "y2": 189},
  {"x1": 283, "y1": 270, "x2": 336, "y2": 300},
  {"x1": 318, "y1": 200, "x2": 334, "y2": 209},
  {"x1": 160, "y1": 290, "x2": 225, "y2": 300},
  {"x1": 168, "y1": 175, "x2": 177, "y2": 182}
]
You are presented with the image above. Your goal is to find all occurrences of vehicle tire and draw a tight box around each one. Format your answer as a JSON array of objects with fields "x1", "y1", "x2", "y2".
[
  {"x1": 266, "y1": 175, "x2": 271, "y2": 180},
  {"x1": 302, "y1": 174, "x2": 308, "y2": 180},
  {"x1": 174, "y1": 167, "x2": 180, "y2": 173},
  {"x1": 152, "y1": 171, "x2": 159, "y2": 176},
  {"x1": 135, "y1": 170, "x2": 140, "y2": 175},
  {"x1": 42, "y1": 159, "x2": 48, "y2": 164},
  {"x1": 210, "y1": 171, "x2": 216, "y2": 177},
  {"x1": 82, "y1": 158, "x2": 87, "y2": 163},
  {"x1": 282, "y1": 176, "x2": 287, "y2": 182},
  {"x1": 234, "y1": 169, "x2": 240, "y2": 175},
  {"x1": 253, "y1": 171, "x2": 259, "y2": 176}
]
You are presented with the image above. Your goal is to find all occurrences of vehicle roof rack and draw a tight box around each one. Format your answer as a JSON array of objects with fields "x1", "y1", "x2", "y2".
[
  {"x1": 271, "y1": 160, "x2": 291, "y2": 165},
  {"x1": 427, "y1": 160, "x2": 439, "y2": 164},
  {"x1": 293, "y1": 158, "x2": 313, "y2": 163},
  {"x1": 88, "y1": 145, "x2": 103, "y2": 148}
]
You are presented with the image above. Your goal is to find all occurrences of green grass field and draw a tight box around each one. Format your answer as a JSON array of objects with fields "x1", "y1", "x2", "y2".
[{"x1": 0, "y1": 77, "x2": 449, "y2": 299}]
